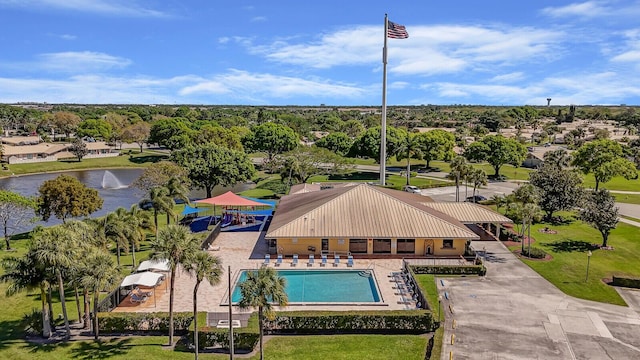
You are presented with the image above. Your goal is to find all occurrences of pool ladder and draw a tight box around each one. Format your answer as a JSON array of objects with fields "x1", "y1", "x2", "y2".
[{"x1": 358, "y1": 263, "x2": 375, "y2": 277}]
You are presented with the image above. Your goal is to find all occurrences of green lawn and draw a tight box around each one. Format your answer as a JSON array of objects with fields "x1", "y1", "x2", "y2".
[
  {"x1": 307, "y1": 172, "x2": 451, "y2": 190},
  {"x1": 0, "y1": 150, "x2": 168, "y2": 177},
  {"x1": 613, "y1": 193, "x2": 640, "y2": 205},
  {"x1": 515, "y1": 219, "x2": 640, "y2": 306},
  {"x1": 583, "y1": 171, "x2": 640, "y2": 192}
]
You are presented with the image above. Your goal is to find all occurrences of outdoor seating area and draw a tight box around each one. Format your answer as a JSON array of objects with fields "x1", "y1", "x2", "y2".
[{"x1": 390, "y1": 270, "x2": 421, "y2": 308}]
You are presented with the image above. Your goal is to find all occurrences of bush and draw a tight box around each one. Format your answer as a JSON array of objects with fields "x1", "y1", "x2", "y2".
[
  {"x1": 264, "y1": 311, "x2": 436, "y2": 334},
  {"x1": 22, "y1": 309, "x2": 45, "y2": 336},
  {"x1": 521, "y1": 247, "x2": 547, "y2": 259},
  {"x1": 98, "y1": 312, "x2": 193, "y2": 334},
  {"x1": 411, "y1": 265, "x2": 486, "y2": 276},
  {"x1": 612, "y1": 276, "x2": 640, "y2": 289}
]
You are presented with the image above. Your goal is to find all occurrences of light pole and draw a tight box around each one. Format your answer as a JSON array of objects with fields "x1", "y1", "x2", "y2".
[
  {"x1": 585, "y1": 250, "x2": 592, "y2": 282},
  {"x1": 438, "y1": 295, "x2": 442, "y2": 323}
]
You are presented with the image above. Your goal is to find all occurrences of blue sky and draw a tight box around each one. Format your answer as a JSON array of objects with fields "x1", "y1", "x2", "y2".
[{"x1": 1, "y1": 0, "x2": 639, "y2": 106}]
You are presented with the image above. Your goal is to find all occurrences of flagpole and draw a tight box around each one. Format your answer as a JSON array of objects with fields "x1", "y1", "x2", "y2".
[{"x1": 380, "y1": 14, "x2": 389, "y2": 186}]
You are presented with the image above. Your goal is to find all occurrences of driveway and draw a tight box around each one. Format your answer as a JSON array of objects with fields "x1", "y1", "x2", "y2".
[{"x1": 439, "y1": 241, "x2": 640, "y2": 360}]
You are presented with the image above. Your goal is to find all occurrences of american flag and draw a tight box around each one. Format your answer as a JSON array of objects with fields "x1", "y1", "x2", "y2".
[{"x1": 387, "y1": 21, "x2": 408, "y2": 39}]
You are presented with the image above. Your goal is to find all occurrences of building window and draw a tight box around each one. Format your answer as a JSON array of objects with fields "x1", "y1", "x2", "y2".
[
  {"x1": 349, "y1": 239, "x2": 367, "y2": 253},
  {"x1": 397, "y1": 239, "x2": 415, "y2": 254},
  {"x1": 321, "y1": 239, "x2": 329, "y2": 251},
  {"x1": 373, "y1": 239, "x2": 391, "y2": 253},
  {"x1": 442, "y1": 239, "x2": 454, "y2": 249}
]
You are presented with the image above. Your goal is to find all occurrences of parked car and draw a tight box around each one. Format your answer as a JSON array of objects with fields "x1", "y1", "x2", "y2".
[
  {"x1": 465, "y1": 195, "x2": 487, "y2": 203},
  {"x1": 403, "y1": 185, "x2": 421, "y2": 194}
]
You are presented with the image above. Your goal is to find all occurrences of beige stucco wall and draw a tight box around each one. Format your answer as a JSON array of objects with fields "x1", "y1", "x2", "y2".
[{"x1": 275, "y1": 237, "x2": 468, "y2": 257}]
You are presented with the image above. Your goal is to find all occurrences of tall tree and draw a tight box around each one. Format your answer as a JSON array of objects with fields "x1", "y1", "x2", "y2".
[
  {"x1": 184, "y1": 251, "x2": 223, "y2": 359},
  {"x1": 572, "y1": 139, "x2": 638, "y2": 190},
  {"x1": 69, "y1": 138, "x2": 89, "y2": 162},
  {"x1": 37, "y1": 174, "x2": 103, "y2": 224},
  {"x1": 32, "y1": 227, "x2": 78, "y2": 339},
  {"x1": 447, "y1": 156, "x2": 469, "y2": 202},
  {"x1": 148, "y1": 117, "x2": 194, "y2": 150},
  {"x1": 529, "y1": 163, "x2": 583, "y2": 221},
  {"x1": 132, "y1": 161, "x2": 190, "y2": 192},
  {"x1": 580, "y1": 189, "x2": 619, "y2": 248},
  {"x1": 121, "y1": 122, "x2": 151, "y2": 153},
  {"x1": 238, "y1": 267, "x2": 288, "y2": 360},
  {"x1": 414, "y1": 129, "x2": 455, "y2": 168},
  {"x1": 165, "y1": 177, "x2": 190, "y2": 224},
  {"x1": 51, "y1": 111, "x2": 82, "y2": 139},
  {"x1": 314, "y1": 132, "x2": 353, "y2": 156},
  {"x1": 1, "y1": 250, "x2": 53, "y2": 338},
  {"x1": 243, "y1": 122, "x2": 298, "y2": 162},
  {"x1": 467, "y1": 168, "x2": 488, "y2": 202},
  {"x1": 171, "y1": 143, "x2": 255, "y2": 198},
  {"x1": 75, "y1": 119, "x2": 113, "y2": 140},
  {"x1": 395, "y1": 132, "x2": 422, "y2": 185},
  {"x1": 350, "y1": 126, "x2": 407, "y2": 162},
  {"x1": 543, "y1": 149, "x2": 571, "y2": 168},
  {"x1": 464, "y1": 135, "x2": 527, "y2": 178},
  {"x1": 80, "y1": 250, "x2": 119, "y2": 340},
  {"x1": 139, "y1": 186, "x2": 174, "y2": 237},
  {"x1": 275, "y1": 146, "x2": 352, "y2": 185},
  {"x1": 0, "y1": 190, "x2": 35, "y2": 250},
  {"x1": 150, "y1": 225, "x2": 201, "y2": 346}
]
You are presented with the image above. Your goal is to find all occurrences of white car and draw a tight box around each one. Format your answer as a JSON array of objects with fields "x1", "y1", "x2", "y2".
[{"x1": 403, "y1": 185, "x2": 421, "y2": 194}]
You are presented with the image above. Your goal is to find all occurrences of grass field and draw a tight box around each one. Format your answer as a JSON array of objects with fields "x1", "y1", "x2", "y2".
[
  {"x1": 0, "y1": 150, "x2": 168, "y2": 177},
  {"x1": 582, "y1": 171, "x2": 640, "y2": 192},
  {"x1": 307, "y1": 171, "x2": 451, "y2": 190},
  {"x1": 513, "y1": 218, "x2": 640, "y2": 306},
  {"x1": 613, "y1": 193, "x2": 640, "y2": 205}
]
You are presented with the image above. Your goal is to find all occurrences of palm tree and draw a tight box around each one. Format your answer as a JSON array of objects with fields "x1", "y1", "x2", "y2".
[
  {"x1": 448, "y1": 156, "x2": 468, "y2": 202},
  {"x1": 238, "y1": 267, "x2": 288, "y2": 360},
  {"x1": 140, "y1": 186, "x2": 174, "y2": 237},
  {"x1": 80, "y1": 250, "x2": 119, "y2": 340},
  {"x1": 184, "y1": 251, "x2": 223, "y2": 359},
  {"x1": 62, "y1": 220, "x2": 95, "y2": 325},
  {"x1": 468, "y1": 168, "x2": 488, "y2": 202},
  {"x1": 396, "y1": 132, "x2": 422, "y2": 185},
  {"x1": 1, "y1": 251, "x2": 53, "y2": 338},
  {"x1": 32, "y1": 227, "x2": 77, "y2": 339},
  {"x1": 150, "y1": 224, "x2": 200, "y2": 346},
  {"x1": 165, "y1": 177, "x2": 190, "y2": 224},
  {"x1": 104, "y1": 208, "x2": 130, "y2": 266},
  {"x1": 521, "y1": 203, "x2": 541, "y2": 256},
  {"x1": 128, "y1": 204, "x2": 155, "y2": 268},
  {"x1": 491, "y1": 194, "x2": 506, "y2": 214}
]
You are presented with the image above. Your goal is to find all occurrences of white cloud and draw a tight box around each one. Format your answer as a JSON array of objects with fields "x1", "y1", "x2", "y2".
[
  {"x1": 47, "y1": 33, "x2": 77, "y2": 40},
  {"x1": 179, "y1": 69, "x2": 371, "y2": 102},
  {"x1": 250, "y1": 24, "x2": 563, "y2": 77},
  {"x1": 0, "y1": 0, "x2": 167, "y2": 17},
  {"x1": 540, "y1": 1, "x2": 609, "y2": 18},
  {"x1": 490, "y1": 72, "x2": 525, "y2": 83},
  {"x1": 37, "y1": 51, "x2": 132, "y2": 73},
  {"x1": 251, "y1": 16, "x2": 267, "y2": 22}
]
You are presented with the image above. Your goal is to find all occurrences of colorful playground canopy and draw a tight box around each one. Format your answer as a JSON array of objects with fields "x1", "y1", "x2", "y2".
[{"x1": 195, "y1": 191, "x2": 266, "y2": 207}]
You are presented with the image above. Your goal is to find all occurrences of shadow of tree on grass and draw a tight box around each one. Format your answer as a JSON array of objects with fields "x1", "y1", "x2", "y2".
[
  {"x1": 547, "y1": 239, "x2": 595, "y2": 253},
  {"x1": 69, "y1": 338, "x2": 133, "y2": 360}
]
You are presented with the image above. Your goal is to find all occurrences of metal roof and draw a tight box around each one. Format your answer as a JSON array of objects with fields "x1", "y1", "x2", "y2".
[
  {"x1": 420, "y1": 202, "x2": 513, "y2": 224},
  {"x1": 266, "y1": 184, "x2": 479, "y2": 239}
]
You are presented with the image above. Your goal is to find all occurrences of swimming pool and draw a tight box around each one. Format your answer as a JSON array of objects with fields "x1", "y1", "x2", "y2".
[{"x1": 230, "y1": 269, "x2": 382, "y2": 304}]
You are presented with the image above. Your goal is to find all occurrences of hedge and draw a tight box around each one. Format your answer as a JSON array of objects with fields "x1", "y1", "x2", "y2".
[
  {"x1": 98, "y1": 312, "x2": 193, "y2": 334},
  {"x1": 521, "y1": 247, "x2": 547, "y2": 259},
  {"x1": 264, "y1": 310, "x2": 436, "y2": 334},
  {"x1": 411, "y1": 265, "x2": 486, "y2": 276},
  {"x1": 612, "y1": 276, "x2": 640, "y2": 289}
]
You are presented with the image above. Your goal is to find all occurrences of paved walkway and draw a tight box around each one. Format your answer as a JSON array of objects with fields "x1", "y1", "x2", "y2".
[
  {"x1": 113, "y1": 230, "x2": 419, "y2": 318},
  {"x1": 439, "y1": 241, "x2": 640, "y2": 360}
]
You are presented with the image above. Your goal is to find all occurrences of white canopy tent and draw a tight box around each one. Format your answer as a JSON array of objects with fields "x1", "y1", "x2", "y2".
[
  {"x1": 136, "y1": 259, "x2": 170, "y2": 272},
  {"x1": 120, "y1": 271, "x2": 165, "y2": 288}
]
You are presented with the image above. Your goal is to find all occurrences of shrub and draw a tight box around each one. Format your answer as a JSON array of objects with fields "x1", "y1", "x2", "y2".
[
  {"x1": 264, "y1": 310, "x2": 436, "y2": 334},
  {"x1": 521, "y1": 247, "x2": 547, "y2": 259},
  {"x1": 612, "y1": 276, "x2": 640, "y2": 289},
  {"x1": 22, "y1": 309, "x2": 44, "y2": 336},
  {"x1": 98, "y1": 312, "x2": 193, "y2": 334},
  {"x1": 411, "y1": 265, "x2": 486, "y2": 276},
  {"x1": 257, "y1": 179, "x2": 289, "y2": 194}
]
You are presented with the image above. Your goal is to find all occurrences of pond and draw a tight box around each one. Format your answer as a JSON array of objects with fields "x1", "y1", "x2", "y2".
[{"x1": 0, "y1": 168, "x2": 254, "y2": 233}]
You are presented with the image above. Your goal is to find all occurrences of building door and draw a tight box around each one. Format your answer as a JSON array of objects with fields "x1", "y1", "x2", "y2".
[{"x1": 321, "y1": 238, "x2": 329, "y2": 252}]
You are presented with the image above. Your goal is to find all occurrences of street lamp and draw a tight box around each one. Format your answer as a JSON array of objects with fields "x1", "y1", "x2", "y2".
[
  {"x1": 438, "y1": 295, "x2": 443, "y2": 323},
  {"x1": 585, "y1": 250, "x2": 592, "y2": 282}
]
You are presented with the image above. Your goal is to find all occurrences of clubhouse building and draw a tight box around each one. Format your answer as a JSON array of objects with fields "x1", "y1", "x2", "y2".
[{"x1": 266, "y1": 183, "x2": 511, "y2": 258}]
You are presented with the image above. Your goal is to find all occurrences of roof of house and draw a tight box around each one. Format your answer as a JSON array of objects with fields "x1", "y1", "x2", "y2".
[
  {"x1": 0, "y1": 136, "x2": 41, "y2": 146},
  {"x1": 266, "y1": 183, "x2": 479, "y2": 239},
  {"x1": 2, "y1": 143, "x2": 68, "y2": 156},
  {"x1": 420, "y1": 202, "x2": 513, "y2": 224}
]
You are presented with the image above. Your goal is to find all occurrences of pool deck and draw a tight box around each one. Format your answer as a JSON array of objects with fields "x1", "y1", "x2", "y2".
[{"x1": 113, "y1": 231, "x2": 418, "y2": 317}]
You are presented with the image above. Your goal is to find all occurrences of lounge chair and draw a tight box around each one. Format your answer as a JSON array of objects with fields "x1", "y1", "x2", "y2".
[
  {"x1": 130, "y1": 293, "x2": 147, "y2": 303},
  {"x1": 291, "y1": 254, "x2": 299, "y2": 267},
  {"x1": 263, "y1": 254, "x2": 270, "y2": 266},
  {"x1": 275, "y1": 254, "x2": 283, "y2": 266},
  {"x1": 320, "y1": 254, "x2": 328, "y2": 267},
  {"x1": 333, "y1": 255, "x2": 340, "y2": 267},
  {"x1": 307, "y1": 254, "x2": 315, "y2": 267},
  {"x1": 347, "y1": 255, "x2": 354, "y2": 267}
]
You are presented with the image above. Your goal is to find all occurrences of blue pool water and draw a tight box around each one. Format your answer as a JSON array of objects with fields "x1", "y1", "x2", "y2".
[{"x1": 231, "y1": 270, "x2": 381, "y2": 303}]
